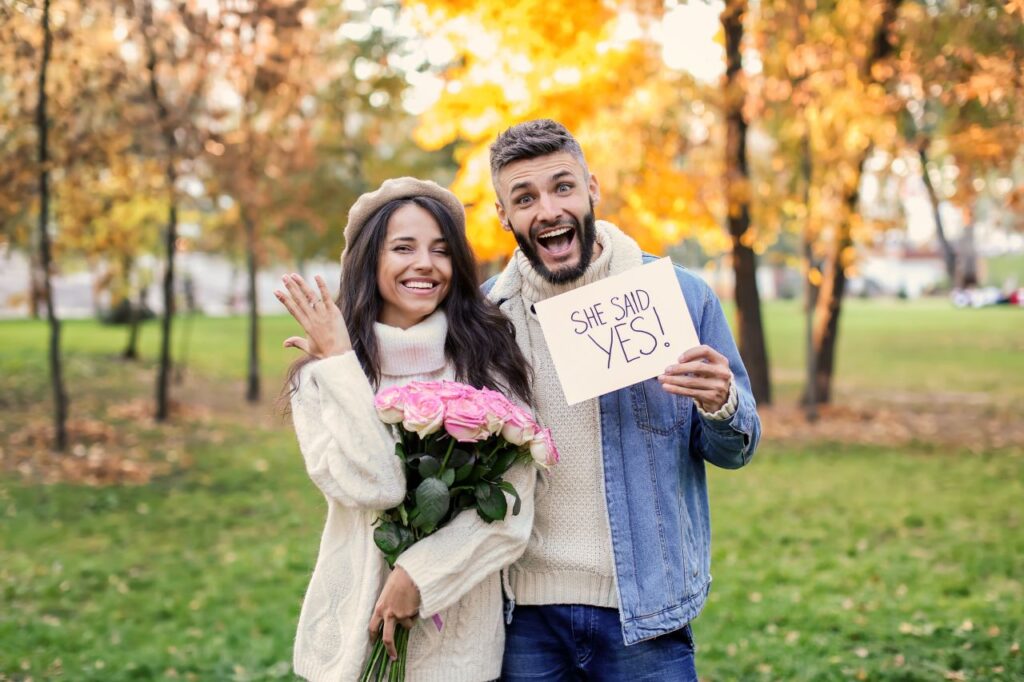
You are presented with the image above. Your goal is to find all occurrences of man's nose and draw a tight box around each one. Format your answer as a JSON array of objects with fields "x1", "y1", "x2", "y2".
[{"x1": 535, "y1": 192, "x2": 561, "y2": 224}]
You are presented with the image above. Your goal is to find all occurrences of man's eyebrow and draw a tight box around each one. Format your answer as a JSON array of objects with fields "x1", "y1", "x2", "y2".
[
  {"x1": 509, "y1": 170, "x2": 577, "y2": 195},
  {"x1": 509, "y1": 179, "x2": 535, "y2": 195}
]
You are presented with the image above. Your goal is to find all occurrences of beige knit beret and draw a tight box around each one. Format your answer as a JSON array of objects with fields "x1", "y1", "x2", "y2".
[{"x1": 341, "y1": 177, "x2": 466, "y2": 262}]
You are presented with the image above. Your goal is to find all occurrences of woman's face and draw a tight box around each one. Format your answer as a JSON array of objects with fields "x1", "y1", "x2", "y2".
[{"x1": 376, "y1": 203, "x2": 453, "y2": 329}]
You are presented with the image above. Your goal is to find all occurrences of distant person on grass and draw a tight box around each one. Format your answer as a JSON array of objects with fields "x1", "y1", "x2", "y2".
[
  {"x1": 481, "y1": 119, "x2": 762, "y2": 681},
  {"x1": 276, "y1": 178, "x2": 535, "y2": 681}
]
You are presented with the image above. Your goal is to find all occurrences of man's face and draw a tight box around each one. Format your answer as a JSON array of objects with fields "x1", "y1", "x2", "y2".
[{"x1": 495, "y1": 152, "x2": 600, "y2": 284}]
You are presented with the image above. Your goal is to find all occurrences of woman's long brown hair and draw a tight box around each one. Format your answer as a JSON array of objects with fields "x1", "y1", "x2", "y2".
[{"x1": 281, "y1": 195, "x2": 532, "y2": 409}]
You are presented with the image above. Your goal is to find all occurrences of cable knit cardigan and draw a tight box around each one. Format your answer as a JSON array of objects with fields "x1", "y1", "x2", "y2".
[{"x1": 290, "y1": 311, "x2": 535, "y2": 682}]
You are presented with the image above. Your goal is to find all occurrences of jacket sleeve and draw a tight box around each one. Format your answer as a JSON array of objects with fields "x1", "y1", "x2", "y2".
[
  {"x1": 394, "y1": 459, "x2": 536, "y2": 617},
  {"x1": 689, "y1": 282, "x2": 762, "y2": 470},
  {"x1": 290, "y1": 352, "x2": 406, "y2": 509}
]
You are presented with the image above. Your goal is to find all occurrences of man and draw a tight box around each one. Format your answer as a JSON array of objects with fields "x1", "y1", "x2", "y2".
[{"x1": 482, "y1": 119, "x2": 761, "y2": 680}]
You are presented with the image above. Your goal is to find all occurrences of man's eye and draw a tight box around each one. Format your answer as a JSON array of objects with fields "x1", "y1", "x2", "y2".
[
  {"x1": 557, "y1": 183, "x2": 573, "y2": 192},
  {"x1": 515, "y1": 195, "x2": 532, "y2": 206}
]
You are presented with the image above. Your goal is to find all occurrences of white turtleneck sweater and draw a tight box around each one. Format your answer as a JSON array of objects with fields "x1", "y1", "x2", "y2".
[{"x1": 290, "y1": 311, "x2": 534, "y2": 682}]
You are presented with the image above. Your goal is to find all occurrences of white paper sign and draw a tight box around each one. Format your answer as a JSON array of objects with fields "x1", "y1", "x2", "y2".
[{"x1": 533, "y1": 257, "x2": 700, "y2": 405}]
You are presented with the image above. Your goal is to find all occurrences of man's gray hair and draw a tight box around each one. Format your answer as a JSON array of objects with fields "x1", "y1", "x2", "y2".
[{"x1": 489, "y1": 119, "x2": 589, "y2": 189}]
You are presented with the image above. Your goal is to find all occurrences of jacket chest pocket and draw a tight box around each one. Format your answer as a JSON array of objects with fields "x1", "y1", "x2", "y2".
[{"x1": 630, "y1": 378, "x2": 691, "y2": 436}]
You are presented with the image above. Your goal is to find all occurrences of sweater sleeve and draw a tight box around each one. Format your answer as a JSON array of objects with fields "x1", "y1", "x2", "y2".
[
  {"x1": 394, "y1": 459, "x2": 536, "y2": 617},
  {"x1": 290, "y1": 352, "x2": 406, "y2": 510}
]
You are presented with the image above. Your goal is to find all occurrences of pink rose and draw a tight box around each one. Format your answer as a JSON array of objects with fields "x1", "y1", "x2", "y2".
[
  {"x1": 443, "y1": 395, "x2": 491, "y2": 442},
  {"x1": 374, "y1": 386, "x2": 406, "y2": 424},
  {"x1": 529, "y1": 427, "x2": 559, "y2": 469},
  {"x1": 402, "y1": 391, "x2": 445, "y2": 437},
  {"x1": 501, "y1": 404, "x2": 538, "y2": 446},
  {"x1": 404, "y1": 380, "x2": 442, "y2": 396},
  {"x1": 479, "y1": 389, "x2": 513, "y2": 435},
  {"x1": 435, "y1": 381, "x2": 473, "y2": 401}
]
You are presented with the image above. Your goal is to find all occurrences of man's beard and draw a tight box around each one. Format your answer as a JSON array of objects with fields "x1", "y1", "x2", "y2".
[{"x1": 513, "y1": 203, "x2": 597, "y2": 285}]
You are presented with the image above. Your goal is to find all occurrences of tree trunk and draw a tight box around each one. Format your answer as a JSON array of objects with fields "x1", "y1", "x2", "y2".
[
  {"x1": 141, "y1": 0, "x2": 178, "y2": 421},
  {"x1": 918, "y1": 141, "x2": 956, "y2": 283},
  {"x1": 245, "y1": 215, "x2": 260, "y2": 403},
  {"x1": 28, "y1": 254, "x2": 42, "y2": 319},
  {"x1": 155, "y1": 199, "x2": 177, "y2": 420},
  {"x1": 722, "y1": 0, "x2": 771, "y2": 405},
  {"x1": 36, "y1": 0, "x2": 68, "y2": 452},
  {"x1": 956, "y1": 220, "x2": 978, "y2": 288},
  {"x1": 122, "y1": 256, "x2": 140, "y2": 360},
  {"x1": 800, "y1": 129, "x2": 818, "y2": 421},
  {"x1": 810, "y1": 0, "x2": 903, "y2": 405},
  {"x1": 810, "y1": 223, "x2": 853, "y2": 404}
]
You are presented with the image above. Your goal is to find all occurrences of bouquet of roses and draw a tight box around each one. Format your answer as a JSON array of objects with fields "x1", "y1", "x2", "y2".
[{"x1": 360, "y1": 380, "x2": 558, "y2": 682}]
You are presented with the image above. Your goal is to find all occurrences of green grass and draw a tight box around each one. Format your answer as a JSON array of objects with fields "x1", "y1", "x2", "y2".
[
  {"x1": 985, "y1": 253, "x2": 1024, "y2": 288},
  {"x1": 2, "y1": 302, "x2": 1022, "y2": 680},
  {"x1": 746, "y1": 299, "x2": 1024, "y2": 405},
  {"x1": 703, "y1": 443, "x2": 1024, "y2": 680}
]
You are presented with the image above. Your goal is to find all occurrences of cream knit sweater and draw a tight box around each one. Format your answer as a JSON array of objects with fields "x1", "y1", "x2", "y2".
[
  {"x1": 489, "y1": 222, "x2": 735, "y2": 611},
  {"x1": 290, "y1": 311, "x2": 535, "y2": 682}
]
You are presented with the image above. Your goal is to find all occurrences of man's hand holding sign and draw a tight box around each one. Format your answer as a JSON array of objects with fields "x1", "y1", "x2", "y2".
[
  {"x1": 659, "y1": 346, "x2": 732, "y2": 413},
  {"x1": 534, "y1": 257, "x2": 730, "y2": 411}
]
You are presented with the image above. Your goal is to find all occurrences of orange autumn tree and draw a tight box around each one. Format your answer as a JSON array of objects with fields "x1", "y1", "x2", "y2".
[{"x1": 402, "y1": 0, "x2": 720, "y2": 263}]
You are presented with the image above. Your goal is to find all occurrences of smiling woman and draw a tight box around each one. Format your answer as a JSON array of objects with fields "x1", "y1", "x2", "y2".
[{"x1": 273, "y1": 177, "x2": 536, "y2": 681}]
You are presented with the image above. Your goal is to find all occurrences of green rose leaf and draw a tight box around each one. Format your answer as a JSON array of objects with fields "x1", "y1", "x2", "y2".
[
  {"x1": 394, "y1": 441, "x2": 407, "y2": 461},
  {"x1": 476, "y1": 482, "x2": 507, "y2": 523},
  {"x1": 417, "y1": 455, "x2": 440, "y2": 478},
  {"x1": 474, "y1": 482, "x2": 491, "y2": 500},
  {"x1": 466, "y1": 463, "x2": 489, "y2": 484},
  {"x1": 448, "y1": 448, "x2": 472, "y2": 469},
  {"x1": 373, "y1": 521, "x2": 403, "y2": 554},
  {"x1": 425, "y1": 436, "x2": 448, "y2": 457},
  {"x1": 414, "y1": 477, "x2": 451, "y2": 530},
  {"x1": 498, "y1": 480, "x2": 522, "y2": 516},
  {"x1": 490, "y1": 449, "x2": 520, "y2": 477},
  {"x1": 454, "y1": 455, "x2": 476, "y2": 482},
  {"x1": 440, "y1": 468, "x2": 456, "y2": 487}
]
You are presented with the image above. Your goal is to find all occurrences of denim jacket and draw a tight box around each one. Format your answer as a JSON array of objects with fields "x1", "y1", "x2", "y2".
[{"x1": 483, "y1": 250, "x2": 760, "y2": 646}]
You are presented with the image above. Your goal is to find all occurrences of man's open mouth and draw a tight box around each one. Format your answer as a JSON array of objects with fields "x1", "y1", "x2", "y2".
[{"x1": 535, "y1": 224, "x2": 576, "y2": 257}]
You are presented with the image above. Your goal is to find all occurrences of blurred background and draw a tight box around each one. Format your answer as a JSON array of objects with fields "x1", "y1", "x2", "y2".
[{"x1": 1, "y1": 0, "x2": 1022, "y2": 680}]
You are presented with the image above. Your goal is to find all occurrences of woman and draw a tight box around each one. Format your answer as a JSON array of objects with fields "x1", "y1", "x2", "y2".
[{"x1": 276, "y1": 178, "x2": 535, "y2": 682}]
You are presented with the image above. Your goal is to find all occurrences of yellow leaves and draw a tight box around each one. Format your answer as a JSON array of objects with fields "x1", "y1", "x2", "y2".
[{"x1": 405, "y1": 0, "x2": 701, "y2": 257}]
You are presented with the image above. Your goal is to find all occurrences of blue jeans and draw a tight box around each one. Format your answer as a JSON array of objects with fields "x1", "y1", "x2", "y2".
[{"x1": 501, "y1": 605, "x2": 697, "y2": 681}]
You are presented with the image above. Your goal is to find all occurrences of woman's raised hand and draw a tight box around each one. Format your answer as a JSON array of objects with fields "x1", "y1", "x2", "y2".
[{"x1": 275, "y1": 273, "x2": 352, "y2": 359}]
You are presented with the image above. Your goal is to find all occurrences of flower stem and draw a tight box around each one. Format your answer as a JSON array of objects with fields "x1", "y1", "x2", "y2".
[{"x1": 440, "y1": 437, "x2": 456, "y2": 470}]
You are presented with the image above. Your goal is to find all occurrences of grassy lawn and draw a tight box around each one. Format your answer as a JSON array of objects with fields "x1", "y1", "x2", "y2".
[{"x1": 1, "y1": 301, "x2": 1022, "y2": 680}]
